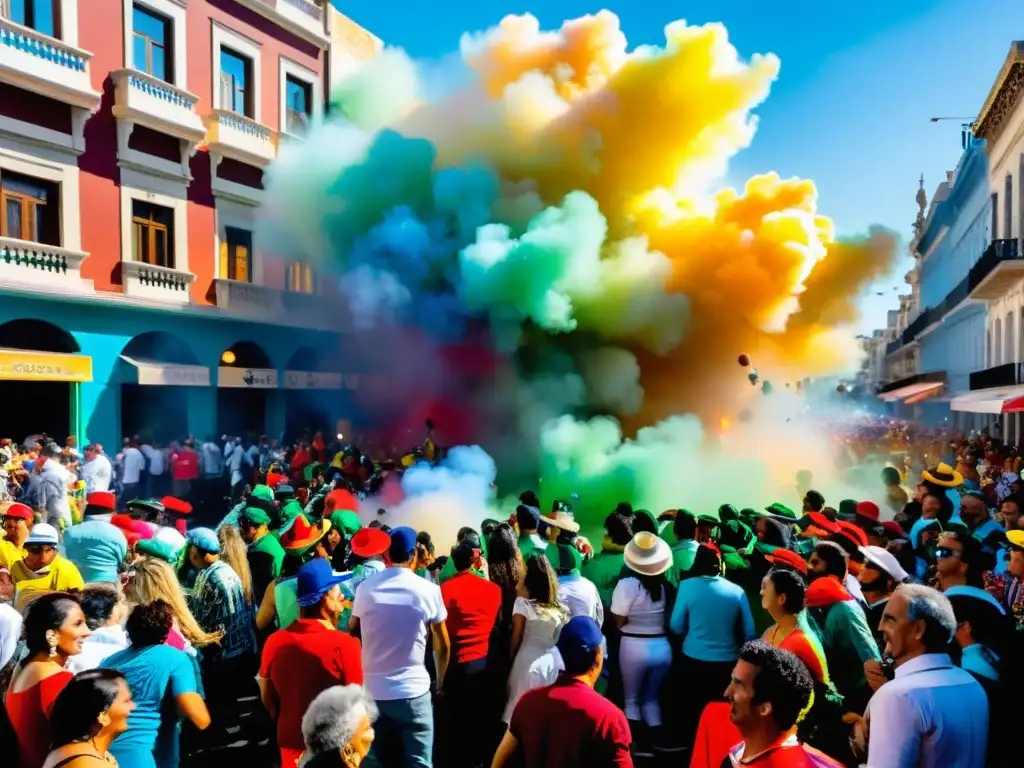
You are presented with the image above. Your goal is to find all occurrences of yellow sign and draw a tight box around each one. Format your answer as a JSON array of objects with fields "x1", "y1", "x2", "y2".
[{"x1": 0, "y1": 349, "x2": 93, "y2": 382}]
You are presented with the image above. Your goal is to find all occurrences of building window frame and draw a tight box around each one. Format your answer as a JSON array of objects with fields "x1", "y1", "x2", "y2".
[
  {"x1": 119, "y1": 167, "x2": 189, "y2": 273},
  {"x1": 221, "y1": 225, "x2": 252, "y2": 282},
  {"x1": 992, "y1": 192, "x2": 999, "y2": 240},
  {"x1": 3, "y1": 0, "x2": 61, "y2": 39},
  {"x1": 131, "y1": 199, "x2": 174, "y2": 268},
  {"x1": 0, "y1": 167, "x2": 62, "y2": 245},
  {"x1": 212, "y1": 22, "x2": 262, "y2": 122},
  {"x1": 0, "y1": 144, "x2": 81, "y2": 250},
  {"x1": 285, "y1": 261, "x2": 315, "y2": 294},
  {"x1": 279, "y1": 57, "x2": 322, "y2": 136},
  {"x1": 122, "y1": 0, "x2": 187, "y2": 87}
]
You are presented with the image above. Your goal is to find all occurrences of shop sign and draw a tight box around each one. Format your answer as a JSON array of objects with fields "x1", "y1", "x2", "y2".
[
  {"x1": 0, "y1": 349, "x2": 93, "y2": 382},
  {"x1": 284, "y1": 371, "x2": 343, "y2": 390},
  {"x1": 218, "y1": 367, "x2": 279, "y2": 388},
  {"x1": 139, "y1": 365, "x2": 210, "y2": 386}
]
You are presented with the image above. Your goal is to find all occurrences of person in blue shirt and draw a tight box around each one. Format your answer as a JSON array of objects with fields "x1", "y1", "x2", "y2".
[
  {"x1": 668, "y1": 543, "x2": 755, "y2": 747},
  {"x1": 104, "y1": 600, "x2": 211, "y2": 768},
  {"x1": 63, "y1": 491, "x2": 128, "y2": 584}
]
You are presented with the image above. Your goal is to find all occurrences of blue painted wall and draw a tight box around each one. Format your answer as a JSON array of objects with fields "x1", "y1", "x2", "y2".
[
  {"x1": 916, "y1": 138, "x2": 990, "y2": 424},
  {"x1": 0, "y1": 293, "x2": 362, "y2": 450}
]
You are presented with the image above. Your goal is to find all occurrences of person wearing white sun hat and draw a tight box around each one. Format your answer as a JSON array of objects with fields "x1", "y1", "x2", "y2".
[{"x1": 610, "y1": 531, "x2": 674, "y2": 753}]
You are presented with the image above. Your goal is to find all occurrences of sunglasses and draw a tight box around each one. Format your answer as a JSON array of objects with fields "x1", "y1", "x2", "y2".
[{"x1": 935, "y1": 547, "x2": 962, "y2": 560}]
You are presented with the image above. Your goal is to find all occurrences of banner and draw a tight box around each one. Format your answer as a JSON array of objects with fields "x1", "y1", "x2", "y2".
[
  {"x1": 0, "y1": 349, "x2": 92, "y2": 382},
  {"x1": 218, "y1": 367, "x2": 278, "y2": 388},
  {"x1": 284, "y1": 371, "x2": 343, "y2": 390}
]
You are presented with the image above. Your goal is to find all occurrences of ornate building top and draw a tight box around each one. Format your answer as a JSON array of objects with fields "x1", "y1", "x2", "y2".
[
  {"x1": 975, "y1": 41, "x2": 1024, "y2": 144},
  {"x1": 912, "y1": 174, "x2": 927, "y2": 239}
]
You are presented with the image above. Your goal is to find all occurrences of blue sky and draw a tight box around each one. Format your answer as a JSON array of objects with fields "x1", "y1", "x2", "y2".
[{"x1": 338, "y1": 0, "x2": 1024, "y2": 332}]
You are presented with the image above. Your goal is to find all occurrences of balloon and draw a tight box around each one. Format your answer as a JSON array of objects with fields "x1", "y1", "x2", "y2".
[
  {"x1": 785, "y1": 382, "x2": 790, "y2": 388},
  {"x1": 737, "y1": 354, "x2": 751, "y2": 367},
  {"x1": 836, "y1": 384, "x2": 847, "y2": 394},
  {"x1": 762, "y1": 380, "x2": 773, "y2": 395},
  {"x1": 738, "y1": 408, "x2": 752, "y2": 422},
  {"x1": 748, "y1": 372, "x2": 758, "y2": 385}
]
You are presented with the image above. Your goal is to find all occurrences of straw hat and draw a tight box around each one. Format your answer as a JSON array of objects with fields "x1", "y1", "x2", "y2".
[
  {"x1": 922, "y1": 463, "x2": 963, "y2": 488},
  {"x1": 544, "y1": 510, "x2": 580, "y2": 533},
  {"x1": 623, "y1": 532, "x2": 672, "y2": 577}
]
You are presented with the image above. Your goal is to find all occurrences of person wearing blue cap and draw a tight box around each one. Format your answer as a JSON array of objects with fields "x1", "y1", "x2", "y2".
[
  {"x1": 260, "y1": 558, "x2": 362, "y2": 768},
  {"x1": 515, "y1": 504, "x2": 547, "y2": 561},
  {"x1": 185, "y1": 526, "x2": 258, "y2": 749},
  {"x1": 350, "y1": 525, "x2": 451, "y2": 768},
  {"x1": 492, "y1": 616, "x2": 631, "y2": 768}
]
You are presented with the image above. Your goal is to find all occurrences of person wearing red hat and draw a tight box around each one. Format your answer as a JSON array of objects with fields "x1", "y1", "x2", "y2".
[
  {"x1": 63, "y1": 492, "x2": 128, "y2": 584},
  {"x1": 0, "y1": 501, "x2": 33, "y2": 569},
  {"x1": 765, "y1": 547, "x2": 808, "y2": 576}
]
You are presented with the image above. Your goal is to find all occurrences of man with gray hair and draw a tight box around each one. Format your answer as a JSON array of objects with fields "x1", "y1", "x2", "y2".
[
  {"x1": 862, "y1": 583, "x2": 988, "y2": 767},
  {"x1": 300, "y1": 684, "x2": 378, "y2": 767}
]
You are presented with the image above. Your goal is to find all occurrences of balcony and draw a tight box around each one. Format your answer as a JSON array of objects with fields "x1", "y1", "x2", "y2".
[
  {"x1": 969, "y1": 362, "x2": 1024, "y2": 391},
  {"x1": 212, "y1": 279, "x2": 348, "y2": 331},
  {"x1": 0, "y1": 16, "x2": 98, "y2": 111},
  {"x1": 0, "y1": 237, "x2": 91, "y2": 292},
  {"x1": 121, "y1": 261, "x2": 194, "y2": 304},
  {"x1": 233, "y1": 0, "x2": 328, "y2": 48},
  {"x1": 111, "y1": 69, "x2": 205, "y2": 177},
  {"x1": 969, "y1": 239, "x2": 1023, "y2": 299},
  {"x1": 204, "y1": 110, "x2": 278, "y2": 169}
]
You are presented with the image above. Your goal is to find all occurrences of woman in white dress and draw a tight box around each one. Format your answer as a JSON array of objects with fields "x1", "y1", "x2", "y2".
[{"x1": 502, "y1": 552, "x2": 568, "y2": 723}]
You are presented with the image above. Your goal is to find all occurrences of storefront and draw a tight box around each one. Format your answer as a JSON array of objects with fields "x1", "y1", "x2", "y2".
[{"x1": 0, "y1": 292, "x2": 356, "y2": 451}]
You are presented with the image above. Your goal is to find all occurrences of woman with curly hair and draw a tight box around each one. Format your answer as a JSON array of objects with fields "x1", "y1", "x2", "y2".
[{"x1": 103, "y1": 601, "x2": 210, "y2": 768}]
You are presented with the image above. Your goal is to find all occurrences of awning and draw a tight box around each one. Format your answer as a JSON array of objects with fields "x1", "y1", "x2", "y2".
[
  {"x1": 218, "y1": 367, "x2": 278, "y2": 388},
  {"x1": 878, "y1": 381, "x2": 944, "y2": 402},
  {"x1": 951, "y1": 385, "x2": 1024, "y2": 413},
  {"x1": 120, "y1": 356, "x2": 209, "y2": 386},
  {"x1": 284, "y1": 371, "x2": 342, "y2": 390},
  {"x1": 0, "y1": 348, "x2": 92, "y2": 382}
]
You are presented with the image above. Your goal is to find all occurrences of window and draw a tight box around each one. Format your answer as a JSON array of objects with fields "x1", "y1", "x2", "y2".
[
  {"x1": 132, "y1": 200, "x2": 174, "y2": 268},
  {"x1": 5, "y1": 0, "x2": 58, "y2": 38},
  {"x1": 285, "y1": 261, "x2": 314, "y2": 294},
  {"x1": 220, "y1": 48, "x2": 254, "y2": 117},
  {"x1": 1007, "y1": 174, "x2": 1015, "y2": 242},
  {"x1": 221, "y1": 226, "x2": 252, "y2": 282},
  {"x1": 992, "y1": 192, "x2": 1000, "y2": 240},
  {"x1": 0, "y1": 169, "x2": 60, "y2": 245},
  {"x1": 285, "y1": 75, "x2": 312, "y2": 134},
  {"x1": 132, "y1": 4, "x2": 172, "y2": 83}
]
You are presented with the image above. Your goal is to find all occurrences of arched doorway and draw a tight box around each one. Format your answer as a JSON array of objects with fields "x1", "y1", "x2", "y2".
[
  {"x1": 0, "y1": 319, "x2": 82, "y2": 444},
  {"x1": 217, "y1": 341, "x2": 274, "y2": 439},
  {"x1": 120, "y1": 332, "x2": 204, "y2": 445},
  {"x1": 283, "y1": 345, "x2": 338, "y2": 442}
]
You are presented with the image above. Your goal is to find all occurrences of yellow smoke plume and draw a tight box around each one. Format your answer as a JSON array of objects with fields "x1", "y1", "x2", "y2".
[{"x1": 398, "y1": 12, "x2": 897, "y2": 426}]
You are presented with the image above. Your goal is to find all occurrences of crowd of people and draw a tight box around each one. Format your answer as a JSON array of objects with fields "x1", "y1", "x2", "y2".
[{"x1": 0, "y1": 424, "x2": 1020, "y2": 767}]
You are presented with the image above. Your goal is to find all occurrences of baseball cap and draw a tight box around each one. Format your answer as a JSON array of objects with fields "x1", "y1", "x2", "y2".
[
  {"x1": 859, "y1": 545, "x2": 909, "y2": 582},
  {"x1": 556, "y1": 616, "x2": 603, "y2": 675},
  {"x1": 1, "y1": 502, "x2": 34, "y2": 522},
  {"x1": 296, "y1": 558, "x2": 352, "y2": 607},
  {"x1": 1006, "y1": 529, "x2": 1024, "y2": 549},
  {"x1": 515, "y1": 505, "x2": 541, "y2": 530},
  {"x1": 765, "y1": 547, "x2": 808, "y2": 575},
  {"x1": 25, "y1": 523, "x2": 59, "y2": 546},
  {"x1": 389, "y1": 526, "x2": 418, "y2": 557}
]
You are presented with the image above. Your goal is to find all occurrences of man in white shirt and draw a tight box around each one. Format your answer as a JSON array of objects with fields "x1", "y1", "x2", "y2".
[
  {"x1": 140, "y1": 441, "x2": 166, "y2": 498},
  {"x1": 863, "y1": 583, "x2": 988, "y2": 768},
  {"x1": 350, "y1": 526, "x2": 451, "y2": 768},
  {"x1": 81, "y1": 443, "x2": 113, "y2": 494},
  {"x1": 225, "y1": 441, "x2": 252, "y2": 501},
  {"x1": 200, "y1": 436, "x2": 224, "y2": 512},
  {"x1": 34, "y1": 443, "x2": 73, "y2": 531},
  {"x1": 120, "y1": 440, "x2": 146, "y2": 505}
]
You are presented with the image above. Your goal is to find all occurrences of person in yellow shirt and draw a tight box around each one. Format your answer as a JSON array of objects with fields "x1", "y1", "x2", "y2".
[
  {"x1": 0, "y1": 501, "x2": 33, "y2": 569},
  {"x1": 10, "y1": 522, "x2": 85, "y2": 611}
]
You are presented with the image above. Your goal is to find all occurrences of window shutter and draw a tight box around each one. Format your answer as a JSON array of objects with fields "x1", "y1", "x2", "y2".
[
  {"x1": 220, "y1": 240, "x2": 229, "y2": 279},
  {"x1": 220, "y1": 72, "x2": 234, "y2": 111}
]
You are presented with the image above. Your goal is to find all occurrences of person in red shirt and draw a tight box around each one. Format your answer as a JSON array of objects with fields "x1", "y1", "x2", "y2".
[
  {"x1": 720, "y1": 641, "x2": 843, "y2": 767},
  {"x1": 259, "y1": 557, "x2": 363, "y2": 768},
  {"x1": 439, "y1": 539, "x2": 502, "y2": 768},
  {"x1": 170, "y1": 439, "x2": 201, "y2": 502},
  {"x1": 493, "y1": 616, "x2": 632, "y2": 768}
]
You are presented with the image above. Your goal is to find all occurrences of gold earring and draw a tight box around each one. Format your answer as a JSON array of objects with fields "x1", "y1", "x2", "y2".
[{"x1": 46, "y1": 631, "x2": 58, "y2": 657}]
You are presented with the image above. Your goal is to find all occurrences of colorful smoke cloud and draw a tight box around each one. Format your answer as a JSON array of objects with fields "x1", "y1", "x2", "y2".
[{"x1": 259, "y1": 11, "x2": 898, "y2": 534}]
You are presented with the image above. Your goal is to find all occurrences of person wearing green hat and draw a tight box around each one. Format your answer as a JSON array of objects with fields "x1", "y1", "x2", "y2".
[
  {"x1": 218, "y1": 484, "x2": 275, "y2": 531},
  {"x1": 240, "y1": 506, "x2": 286, "y2": 606},
  {"x1": 134, "y1": 537, "x2": 179, "y2": 564},
  {"x1": 553, "y1": 542, "x2": 602, "y2": 629},
  {"x1": 437, "y1": 527, "x2": 487, "y2": 585},
  {"x1": 327, "y1": 509, "x2": 363, "y2": 572},
  {"x1": 582, "y1": 503, "x2": 634, "y2": 608},
  {"x1": 666, "y1": 510, "x2": 700, "y2": 586}
]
